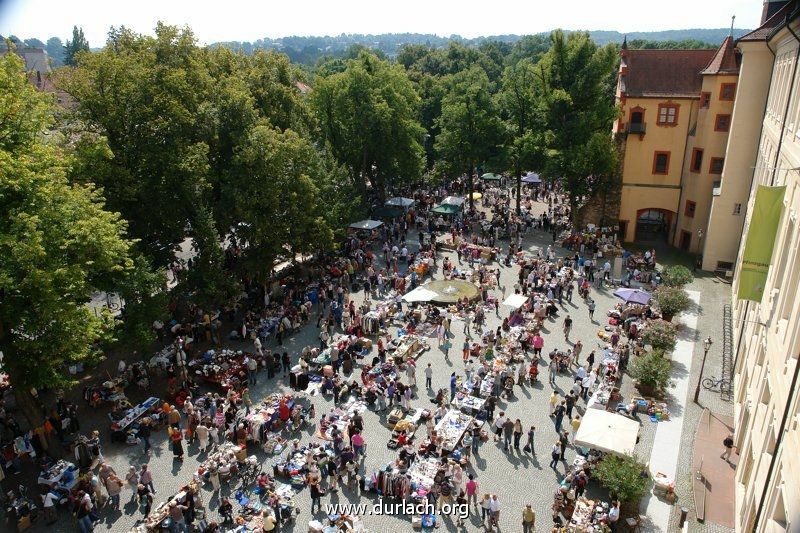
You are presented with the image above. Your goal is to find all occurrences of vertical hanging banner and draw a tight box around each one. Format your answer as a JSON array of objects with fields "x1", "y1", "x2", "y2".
[{"x1": 737, "y1": 185, "x2": 786, "y2": 302}]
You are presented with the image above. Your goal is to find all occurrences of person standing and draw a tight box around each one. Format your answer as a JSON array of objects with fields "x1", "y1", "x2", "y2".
[
  {"x1": 608, "y1": 500, "x2": 620, "y2": 531},
  {"x1": 489, "y1": 494, "x2": 501, "y2": 529},
  {"x1": 139, "y1": 419, "x2": 152, "y2": 455},
  {"x1": 549, "y1": 391, "x2": 559, "y2": 416},
  {"x1": 493, "y1": 412, "x2": 507, "y2": 442},
  {"x1": 170, "y1": 426, "x2": 184, "y2": 460},
  {"x1": 513, "y1": 419, "x2": 523, "y2": 451},
  {"x1": 464, "y1": 359, "x2": 474, "y2": 383},
  {"x1": 450, "y1": 372, "x2": 457, "y2": 401},
  {"x1": 425, "y1": 364, "x2": 433, "y2": 389},
  {"x1": 570, "y1": 415, "x2": 582, "y2": 442},
  {"x1": 522, "y1": 504, "x2": 536, "y2": 533},
  {"x1": 105, "y1": 473, "x2": 124, "y2": 510},
  {"x1": 406, "y1": 361, "x2": 416, "y2": 388},
  {"x1": 573, "y1": 339, "x2": 583, "y2": 365},
  {"x1": 588, "y1": 299, "x2": 596, "y2": 321},
  {"x1": 462, "y1": 339, "x2": 470, "y2": 362},
  {"x1": 559, "y1": 430, "x2": 569, "y2": 460},
  {"x1": 309, "y1": 480, "x2": 323, "y2": 514},
  {"x1": 139, "y1": 464, "x2": 155, "y2": 494},
  {"x1": 463, "y1": 313, "x2": 472, "y2": 336},
  {"x1": 196, "y1": 421, "x2": 210, "y2": 452}
]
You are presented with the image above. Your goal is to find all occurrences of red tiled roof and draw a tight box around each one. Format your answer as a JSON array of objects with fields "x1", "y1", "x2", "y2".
[
  {"x1": 738, "y1": 0, "x2": 796, "y2": 41},
  {"x1": 621, "y1": 49, "x2": 717, "y2": 98},
  {"x1": 701, "y1": 36, "x2": 740, "y2": 75}
]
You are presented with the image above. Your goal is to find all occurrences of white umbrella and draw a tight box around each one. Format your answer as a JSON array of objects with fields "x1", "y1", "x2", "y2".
[
  {"x1": 502, "y1": 294, "x2": 529, "y2": 308},
  {"x1": 574, "y1": 410, "x2": 641, "y2": 455},
  {"x1": 402, "y1": 287, "x2": 439, "y2": 303},
  {"x1": 385, "y1": 197, "x2": 415, "y2": 209},
  {"x1": 348, "y1": 219, "x2": 383, "y2": 231}
]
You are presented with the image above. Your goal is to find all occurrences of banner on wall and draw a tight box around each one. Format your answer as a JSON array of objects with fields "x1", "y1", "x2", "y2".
[{"x1": 737, "y1": 185, "x2": 786, "y2": 302}]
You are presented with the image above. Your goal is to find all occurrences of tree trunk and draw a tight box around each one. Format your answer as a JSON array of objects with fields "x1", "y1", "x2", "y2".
[
  {"x1": 515, "y1": 171, "x2": 522, "y2": 215},
  {"x1": 468, "y1": 164, "x2": 475, "y2": 211},
  {"x1": 13, "y1": 386, "x2": 45, "y2": 431}
]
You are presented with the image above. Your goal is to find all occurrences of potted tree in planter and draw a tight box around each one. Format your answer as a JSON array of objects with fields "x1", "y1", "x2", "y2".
[
  {"x1": 641, "y1": 320, "x2": 678, "y2": 354},
  {"x1": 653, "y1": 286, "x2": 690, "y2": 321},
  {"x1": 661, "y1": 265, "x2": 693, "y2": 287},
  {"x1": 629, "y1": 349, "x2": 674, "y2": 397},
  {"x1": 594, "y1": 454, "x2": 653, "y2": 515}
]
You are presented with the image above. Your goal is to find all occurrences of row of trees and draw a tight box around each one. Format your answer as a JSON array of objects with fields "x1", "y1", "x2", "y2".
[{"x1": 2, "y1": 24, "x2": 619, "y2": 426}]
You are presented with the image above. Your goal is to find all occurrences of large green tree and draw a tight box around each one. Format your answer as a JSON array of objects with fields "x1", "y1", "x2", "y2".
[
  {"x1": 0, "y1": 52, "x2": 134, "y2": 426},
  {"x1": 63, "y1": 26, "x2": 90, "y2": 66},
  {"x1": 498, "y1": 58, "x2": 548, "y2": 214},
  {"x1": 312, "y1": 50, "x2": 425, "y2": 199},
  {"x1": 534, "y1": 30, "x2": 619, "y2": 222},
  {"x1": 435, "y1": 66, "x2": 503, "y2": 210}
]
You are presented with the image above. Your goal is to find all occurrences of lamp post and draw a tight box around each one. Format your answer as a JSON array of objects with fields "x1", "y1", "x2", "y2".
[{"x1": 694, "y1": 336, "x2": 713, "y2": 404}]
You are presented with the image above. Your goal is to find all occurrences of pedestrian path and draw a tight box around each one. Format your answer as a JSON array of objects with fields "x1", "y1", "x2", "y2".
[{"x1": 640, "y1": 290, "x2": 701, "y2": 531}]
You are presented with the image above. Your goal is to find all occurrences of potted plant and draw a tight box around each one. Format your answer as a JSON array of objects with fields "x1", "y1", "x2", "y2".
[
  {"x1": 661, "y1": 265, "x2": 693, "y2": 287},
  {"x1": 641, "y1": 320, "x2": 678, "y2": 353},
  {"x1": 654, "y1": 286, "x2": 690, "y2": 321},
  {"x1": 629, "y1": 349, "x2": 674, "y2": 396},
  {"x1": 594, "y1": 453, "x2": 653, "y2": 507}
]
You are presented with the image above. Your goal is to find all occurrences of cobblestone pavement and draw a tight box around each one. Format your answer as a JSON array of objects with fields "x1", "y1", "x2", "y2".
[{"x1": 10, "y1": 202, "x2": 733, "y2": 533}]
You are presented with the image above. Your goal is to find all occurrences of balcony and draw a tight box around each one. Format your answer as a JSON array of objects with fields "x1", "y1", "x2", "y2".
[{"x1": 627, "y1": 122, "x2": 646, "y2": 135}]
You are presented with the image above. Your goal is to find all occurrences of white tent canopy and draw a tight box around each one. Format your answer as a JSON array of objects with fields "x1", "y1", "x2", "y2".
[
  {"x1": 385, "y1": 197, "x2": 415, "y2": 209},
  {"x1": 574, "y1": 410, "x2": 640, "y2": 456},
  {"x1": 441, "y1": 196, "x2": 466, "y2": 206},
  {"x1": 402, "y1": 286, "x2": 439, "y2": 303},
  {"x1": 348, "y1": 219, "x2": 383, "y2": 231},
  {"x1": 502, "y1": 294, "x2": 529, "y2": 308}
]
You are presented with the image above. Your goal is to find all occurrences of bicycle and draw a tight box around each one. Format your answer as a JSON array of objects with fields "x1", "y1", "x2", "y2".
[{"x1": 702, "y1": 376, "x2": 730, "y2": 392}]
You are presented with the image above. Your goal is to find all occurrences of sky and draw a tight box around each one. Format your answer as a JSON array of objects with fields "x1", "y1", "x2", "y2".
[{"x1": 0, "y1": 0, "x2": 763, "y2": 45}]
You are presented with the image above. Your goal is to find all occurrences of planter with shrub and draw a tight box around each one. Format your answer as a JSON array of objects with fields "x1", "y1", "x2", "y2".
[{"x1": 653, "y1": 285, "x2": 690, "y2": 321}]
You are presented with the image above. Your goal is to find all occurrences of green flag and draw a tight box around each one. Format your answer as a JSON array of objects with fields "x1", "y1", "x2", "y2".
[{"x1": 737, "y1": 185, "x2": 786, "y2": 302}]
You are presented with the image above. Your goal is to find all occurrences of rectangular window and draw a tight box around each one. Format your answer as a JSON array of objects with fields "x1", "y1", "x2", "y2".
[
  {"x1": 715, "y1": 114, "x2": 731, "y2": 132},
  {"x1": 652, "y1": 151, "x2": 670, "y2": 174},
  {"x1": 720, "y1": 83, "x2": 736, "y2": 101},
  {"x1": 701, "y1": 92, "x2": 711, "y2": 108},
  {"x1": 710, "y1": 157, "x2": 725, "y2": 174},
  {"x1": 733, "y1": 203, "x2": 742, "y2": 215},
  {"x1": 691, "y1": 148, "x2": 704, "y2": 172},
  {"x1": 685, "y1": 200, "x2": 696, "y2": 218},
  {"x1": 657, "y1": 103, "x2": 679, "y2": 125}
]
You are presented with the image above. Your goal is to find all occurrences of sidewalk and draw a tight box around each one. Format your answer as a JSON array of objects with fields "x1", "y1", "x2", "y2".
[
  {"x1": 692, "y1": 409, "x2": 736, "y2": 527},
  {"x1": 640, "y1": 290, "x2": 701, "y2": 531}
]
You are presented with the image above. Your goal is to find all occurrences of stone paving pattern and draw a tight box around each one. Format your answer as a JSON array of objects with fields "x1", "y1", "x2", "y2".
[{"x1": 10, "y1": 199, "x2": 734, "y2": 533}]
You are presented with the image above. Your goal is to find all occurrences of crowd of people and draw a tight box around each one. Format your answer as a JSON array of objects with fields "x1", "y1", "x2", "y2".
[{"x1": 0, "y1": 176, "x2": 663, "y2": 532}]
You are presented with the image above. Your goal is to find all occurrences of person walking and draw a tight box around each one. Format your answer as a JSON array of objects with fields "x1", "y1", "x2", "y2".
[
  {"x1": 309, "y1": 480, "x2": 323, "y2": 514},
  {"x1": 720, "y1": 434, "x2": 735, "y2": 463},
  {"x1": 570, "y1": 415, "x2": 582, "y2": 442},
  {"x1": 524, "y1": 426, "x2": 536, "y2": 455},
  {"x1": 565, "y1": 392, "x2": 576, "y2": 419},
  {"x1": 425, "y1": 364, "x2": 433, "y2": 389},
  {"x1": 573, "y1": 339, "x2": 583, "y2": 365},
  {"x1": 105, "y1": 473, "x2": 124, "y2": 510},
  {"x1": 563, "y1": 315, "x2": 573, "y2": 341},
  {"x1": 548, "y1": 357, "x2": 558, "y2": 386},
  {"x1": 139, "y1": 464, "x2": 155, "y2": 494},
  {"x1": 559, "y1": 430, "x2": 569, "y2": 460},
  {"x1": 126, "y1": 466, "x2": 139, "y2": 503},
  {"x1": 554, "y1": 401, "x2": 566, "y2": 433},
  {"x1": 463, "y1": 313, "x2": 472, "y2": 336},
  {"x1": 489, "y1": 494, "x2": 501, "y2": 530},
  {"x1": 588, "y1": 299, "x2": 596, "y2": 321},
  {"x1": 170, "y1": 426, "x2": 184, "y2": 460},
  {"x1": 246, "y1": 355, "x2": 258, "y2": 385},
  {"x1": 480, "y1": 494, "x2": 492, "y2": 527},
  {"x1": 548, "y1": 391, "x2": 559, "y2": 416},
  {"x1": 549, "y1": 441, "x2": 561, "y2": 469},
  {"x1": 196, "y1": 421, "x2": 210, "y2": 452},
  {"x1": 502, "y1": 417, "x2": 514, "y2": 451},
  {"x1": 465, "y1": 474, "x2": 478, "y2": 508},
  {"x1": 493, "y1": 412, "x2": 506, "y2": 442},
  {"x1": 522, "y1": 504, "x2": 536, "y2": 533}
]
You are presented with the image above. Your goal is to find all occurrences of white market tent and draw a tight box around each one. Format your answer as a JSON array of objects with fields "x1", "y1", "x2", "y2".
[
  {"x1": 441, "y1": 196, "x2": 466, "y2": 206},
  {"x1": 385, "y1": 197, "x2": 415, "y2": 209},
  {"x1": 574, "y1": 410, "x2": 640, "y2": 456},
  {"x1": 502, "y1": 294, "x2": 529, "y2": 308},
  {"x1": 401, "y1": 286, "x2": 439, "y2": 303},
  {"x1": 348, "y1": 219, "x2": 383, "y2": 231}
]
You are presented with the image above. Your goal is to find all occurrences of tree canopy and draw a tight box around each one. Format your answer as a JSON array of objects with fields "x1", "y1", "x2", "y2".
[
  {"x1": 312, "y1": 50, "x2": 425, "y2": 199},
  {"x1": 63, "y1": 26, "x2": 90, "y2": 66},
  {"x1": 0, "y1": 51, "x2": 134, "y2": 425}
]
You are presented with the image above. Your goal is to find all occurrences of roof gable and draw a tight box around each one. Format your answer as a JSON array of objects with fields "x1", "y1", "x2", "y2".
[
  {"x1": 701, "y1": 36, "x2": 740, "y2": 75},
  {"x1": 621, "y1": 49, "x2": 717, "y2": 98}
]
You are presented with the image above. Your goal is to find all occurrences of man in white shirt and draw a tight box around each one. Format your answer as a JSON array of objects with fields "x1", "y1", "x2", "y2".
[
  {"x1": 424, "y1": 364, "x2": 433, "y2": 389},
  {"x1": 489, "y1": 495, "x2": 501, "y2": 528},
  {"x1": 608, "y1": 500, "x2": 620, "y2": 528}
]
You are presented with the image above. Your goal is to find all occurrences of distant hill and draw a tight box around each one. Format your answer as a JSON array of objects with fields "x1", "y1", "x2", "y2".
[{"x1": 211, "y1": 28, "x2": 750, "y2": 64}]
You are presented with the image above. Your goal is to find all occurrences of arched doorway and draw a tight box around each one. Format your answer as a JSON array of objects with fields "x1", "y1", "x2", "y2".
[{"x1": 635, "y1": 209, "x2": 673, "y2": 242}]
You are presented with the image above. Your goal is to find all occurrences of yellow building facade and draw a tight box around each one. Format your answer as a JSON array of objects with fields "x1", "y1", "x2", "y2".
[
  {"x1": 614, "y1": 41, "x2": 739, "y2": 254},
  {"x1": 729, "y1": 2, "x2": 800, "y2": 531}
]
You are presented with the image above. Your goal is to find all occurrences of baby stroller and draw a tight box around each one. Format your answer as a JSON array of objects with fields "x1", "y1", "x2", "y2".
[{"x1": 502, "y1": 377, "x2": 515, "y2": 399}]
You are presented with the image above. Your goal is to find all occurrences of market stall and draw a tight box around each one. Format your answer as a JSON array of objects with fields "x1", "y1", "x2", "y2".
[
  {"x1": 450, "y1": 393, "x2": 486, "y2": 416},
  {"x1": 108, "y1": 396, "x2": 161, "y2": 443},
  {"x1": 434, "y1": 410, "x2": 474, "y2": 451},
  {"x1": 574, "y1": 410, "x2": 640, "y2": 455},
  {"x1": 502, "y1": 293, "x2": 529, "y2": 309}
]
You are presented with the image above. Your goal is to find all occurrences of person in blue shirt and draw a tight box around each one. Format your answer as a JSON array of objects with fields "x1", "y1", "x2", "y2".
[{"x1": 450, "y1": 372, "x2": 457, "y2": 400}]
